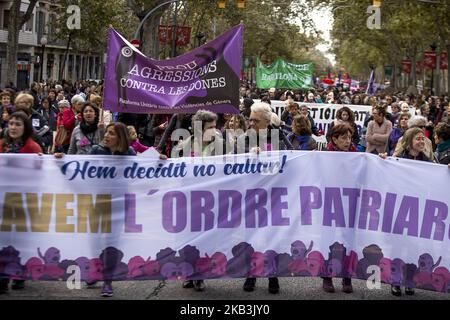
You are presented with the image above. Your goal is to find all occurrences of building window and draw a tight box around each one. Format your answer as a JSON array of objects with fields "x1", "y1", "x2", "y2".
[
  {"x1": 23, "y1": 14, "x2": 33, "y2": 32},
  {"x1": 48, "y1": 13, "x2": 57, "y2": 39},
  {"x1": 94, "y1": 57, "x2": 99, "y2": 79},
  {"x1": 36, "y1": 11, "x2": 45, "y2": 39},
  {"x1": 58, "y1": 54, "x2": 64, "y2": 80},
  {"x1": 3, "y1": 10, "x2": 9, "y2": 30},
  {"x1": 67, "y1": 54, "x2": 73, "y2": 80},
  {"x1": 75, "y1": 55, "x2": 81, "y2": 79},
  {"x1": 47, "y1": 53, "x2": 54, "y2": 80}
]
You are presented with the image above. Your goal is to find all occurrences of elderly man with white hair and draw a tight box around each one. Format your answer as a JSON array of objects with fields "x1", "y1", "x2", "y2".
[
  {"x1": 235, "y1": 102, "x2": 287, "y2": 294},
  {"x1": 393, "y1": 115, "x2": 434, "y2": 160},
  {"x1": 235, "y1": 102, "x2": 288, "y2": 155}
]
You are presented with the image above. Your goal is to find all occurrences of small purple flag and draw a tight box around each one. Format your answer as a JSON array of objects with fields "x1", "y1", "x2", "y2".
[{"x1": 366, "y1": 68, "x2": 376, "y2": 96}]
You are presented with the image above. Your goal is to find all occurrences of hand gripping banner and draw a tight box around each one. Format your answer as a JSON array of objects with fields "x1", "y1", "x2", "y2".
[
  {"x1": 0, "y1": 152, "x2": 449, "y2": 294},
  {"x1": 103, "y1": 25, "x2": 243, "y2": 114}
]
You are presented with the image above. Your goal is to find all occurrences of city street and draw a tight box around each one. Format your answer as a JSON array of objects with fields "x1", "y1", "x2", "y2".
[
  {"x1": 1, "y1": 277, "x2": 449, "y2": 300},
  {"x1": 0, "y1": 0, "x2": 449, "y2": 304}
]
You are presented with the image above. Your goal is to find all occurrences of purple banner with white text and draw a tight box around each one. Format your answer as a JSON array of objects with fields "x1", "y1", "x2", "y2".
[{"x1": 103, "y1": 25, "x2": 243, "y2": 114}]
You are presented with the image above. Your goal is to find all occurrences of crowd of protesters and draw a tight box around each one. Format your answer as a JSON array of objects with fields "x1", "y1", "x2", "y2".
[
  {"x1": 0, "y1": 79, "x2": 449, "y2": 297},
  {"x1": 237, "y1": 83, "x2": 450, "y2": 165}
]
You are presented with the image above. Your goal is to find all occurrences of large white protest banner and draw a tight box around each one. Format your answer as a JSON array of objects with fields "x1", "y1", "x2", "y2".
[
  {"x1": 258, "y1": 100, "x2": 416, "y2": 150},
  {"x1": 0, "y1": 152, "x2": 449, "y2": 294},
  {"x1": 257, "y1": 100, "x2": 370, "y2": 150}
]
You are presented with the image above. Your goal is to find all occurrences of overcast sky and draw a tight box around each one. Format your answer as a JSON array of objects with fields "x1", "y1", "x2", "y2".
[{"x1": 311, "y1": 6, "x2": 335, "y2": 65}]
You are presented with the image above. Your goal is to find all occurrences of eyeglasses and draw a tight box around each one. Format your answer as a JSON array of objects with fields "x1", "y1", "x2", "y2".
[{"x1": 249, "y1": 118, "x2": 261, "y2": 124}]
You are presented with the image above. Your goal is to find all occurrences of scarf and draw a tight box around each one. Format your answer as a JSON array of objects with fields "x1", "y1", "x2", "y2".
[
  {"x1": 2, "y1": 139, "x2": 24, "y2": 153},
  {"x1": 80, "y1": 119, "x2": 99, "y2": 135}
]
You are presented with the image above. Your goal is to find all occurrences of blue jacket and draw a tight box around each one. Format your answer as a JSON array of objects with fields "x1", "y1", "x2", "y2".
[
  {"x1": 388, "y1": 127, "x2": 405, "y2": 156},
  {"x1": 90, "y1": 144, "x2": 136, "y2": 156}
]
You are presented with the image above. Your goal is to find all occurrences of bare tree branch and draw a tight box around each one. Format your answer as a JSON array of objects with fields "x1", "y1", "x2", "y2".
[
  {"x1": 126, "y1": 0, "x2": 144, "y2": 16},
  {"x1": 20, "y1": 0, "x2": 38, "y2": 28}
]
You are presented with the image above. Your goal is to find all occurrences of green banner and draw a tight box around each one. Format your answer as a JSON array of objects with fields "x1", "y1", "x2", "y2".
[
  {"x1": 256, "y1": 58, "x2": 313, "y2": 89},
  {"x1": 384, "y1": 66, "x2": 393, "y2": 77}
]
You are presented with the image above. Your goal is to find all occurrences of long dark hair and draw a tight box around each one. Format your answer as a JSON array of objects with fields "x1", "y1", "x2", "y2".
[
  {"x1": 336, "y1": 106, "x2": 355, "y2": 123},
  {"x1": 80, "y1": 102, "x2": 100, "y2": 135},
  {"x1": 6, "y1": 111, "x2": 34, "y2": 143}
]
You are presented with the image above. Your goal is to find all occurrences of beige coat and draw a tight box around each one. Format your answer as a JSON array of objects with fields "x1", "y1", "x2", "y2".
[{"x1": 366, "y1": 119, "x2": 393, "y2": 154}]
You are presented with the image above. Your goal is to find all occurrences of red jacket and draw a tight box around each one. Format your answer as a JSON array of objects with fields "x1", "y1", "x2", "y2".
[
  {"x1": 61, "y1": 108, "x2": 81, "y2": 146},
  {"x1": 0, "y1": 137, "x2": 42, "y2": 154}
]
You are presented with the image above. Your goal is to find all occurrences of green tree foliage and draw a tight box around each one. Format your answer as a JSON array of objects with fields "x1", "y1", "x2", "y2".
[
  {"x1": 308, "y1": 0, "x2": 450, "y2": 93},
  {"x1": 53, "y1": 0, "x2": 137, "y2": 51},
  {"x1": 49, "y1": 1, "x2": 330, "y2": 74},
  {"x1": 156, "y1": 0, "x2": 329, "y2": 68}
]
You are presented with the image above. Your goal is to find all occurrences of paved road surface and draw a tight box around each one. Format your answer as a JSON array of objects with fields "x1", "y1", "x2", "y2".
[{"x1": 1, "y1": 277, "x2": 449, "y2": 300}]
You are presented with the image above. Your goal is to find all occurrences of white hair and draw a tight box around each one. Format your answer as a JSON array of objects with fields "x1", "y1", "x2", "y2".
[
  {"x1": 251, "y1": 102, "x2": 272, "y2": 122},
  {"x1": 57, "y1": 99, "x2": 70, "y2": 108},
  {"x1": 401, "y1": 102, "x2": 409, "y2": 109},
  {"x1": 71, "y1": 94, "x2": 85, "y2": 105},
  {"x1": 271, "y1": 112, "x2": 282, "y2": 127},
  {"x1": 408, "y1": 115, "x2": 427, "y2": 128}
]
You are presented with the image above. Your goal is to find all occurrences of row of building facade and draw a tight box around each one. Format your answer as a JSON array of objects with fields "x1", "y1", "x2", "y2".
[{"x1": 0, "y1": 0, "x2": 104, "y2": 90}]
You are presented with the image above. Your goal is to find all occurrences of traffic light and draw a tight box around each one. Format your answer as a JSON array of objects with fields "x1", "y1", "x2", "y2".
[
  {"x1": 218, "y1": 0, "x2": 226, "y2": 8},
  {"x1": 237, "y1": 0, "x2": 245, "y2": 9}
]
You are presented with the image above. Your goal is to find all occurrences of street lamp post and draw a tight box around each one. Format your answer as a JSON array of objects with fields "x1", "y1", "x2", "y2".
[
  {"x1": 170, "y1": 2, "x2": 179, "y2": 58},
  {"x1": 133, "y1": 0, "x2": 244, "y2": 56},
  {"x1": 40, "y1": 35, "x2": 48, "y2": 83},
  {"x1": 430, "y1": 42, "x2": 437, "y2": 95},
  {"x1": 133, "y1": 0, "x2": 181, "y2": 44},
  {"x1": 196, "y1": 32, "x2": 205, "y2": 47}
]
